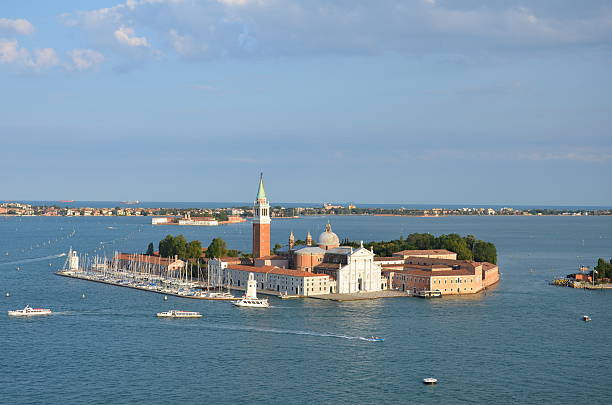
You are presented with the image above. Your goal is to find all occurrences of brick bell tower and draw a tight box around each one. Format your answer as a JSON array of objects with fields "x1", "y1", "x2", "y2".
[{"x1": 252, "y1": 173, "x2": 271, "y2": 259}]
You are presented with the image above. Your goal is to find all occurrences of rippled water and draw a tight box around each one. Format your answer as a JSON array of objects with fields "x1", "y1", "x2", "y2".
[{"x1": 1, "y1": 215, "x2": 611, "y2": 404}]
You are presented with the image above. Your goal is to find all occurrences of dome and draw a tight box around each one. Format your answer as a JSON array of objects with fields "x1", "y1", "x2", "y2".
[{"x1": 318, "y1": 223, "x2": 340, "y2": 248}]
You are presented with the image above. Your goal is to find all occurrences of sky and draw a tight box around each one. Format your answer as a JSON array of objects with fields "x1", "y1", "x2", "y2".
[{"x1": 1, "y1": 0, "x2": 611, "y2": 206}]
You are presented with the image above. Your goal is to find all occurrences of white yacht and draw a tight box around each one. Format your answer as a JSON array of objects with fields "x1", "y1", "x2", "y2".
[
  {"x1": 156, "y1": 310, "x2": 202, "y2": 318},
  {"x1": 195, "y1": 290, "x2": 236, "y2": 300},
  {"x1": 8, "y1": 306, "x2": 53, "y2": 317},
  {"x1": 233, "y1": 273, "x2": 269, "y2": 308}
]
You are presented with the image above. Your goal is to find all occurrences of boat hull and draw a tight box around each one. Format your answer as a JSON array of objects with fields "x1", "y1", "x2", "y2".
[{"x1": 8, "y1": 310, "x2": 52, "y2": 317}]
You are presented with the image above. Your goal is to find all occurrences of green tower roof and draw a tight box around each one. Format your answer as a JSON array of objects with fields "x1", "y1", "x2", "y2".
[{"x1": 257, "y1": 173, "x2": 266, "y2": 200}]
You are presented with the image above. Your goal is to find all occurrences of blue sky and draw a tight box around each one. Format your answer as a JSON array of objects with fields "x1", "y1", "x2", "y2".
[{"x1": 1, "y1": 0, "x2": 611, "y2": 205}]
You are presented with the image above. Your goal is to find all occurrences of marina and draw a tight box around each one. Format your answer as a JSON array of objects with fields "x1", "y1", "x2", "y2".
[{"x1": 55, "y1": 249, "x2": 238, "y2": 301}]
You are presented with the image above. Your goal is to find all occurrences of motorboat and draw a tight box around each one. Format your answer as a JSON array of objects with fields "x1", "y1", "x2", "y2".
[
  {"x1": 416, "y1": 290, "x2": 442, "y2": 298},
  {"x1": 583, "y1": 315, "x2": 592, "y2": 322},
  {"x1": 195, "y1": 291, "x2": 236, "y2": 300},
  {"x1": 423, "y1": 378, "x2": 438, "y2": 385},
  {"x1": 234, "y1": 298, "x2": 270, "y2": 308},
  {"x1": 156, "y1": 310, "x2": 202, "y2": 318},
  {"x1": 365, "y1": 336, "x2": 385, "y2": 342},
  {"x1": 8, "y1": 305, "x2": 52, "y2": 317},
  {"x1": 233, "y1": 272, "x2": 269, "y2": 308}
]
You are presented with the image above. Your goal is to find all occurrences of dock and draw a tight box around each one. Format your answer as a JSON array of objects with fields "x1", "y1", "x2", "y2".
[
  {"x1": 55, "y1": 271, "x2": 237, "y2": 301},
  {"x1": 308, "y1": 290, "x2": 410, "y2": 301}
]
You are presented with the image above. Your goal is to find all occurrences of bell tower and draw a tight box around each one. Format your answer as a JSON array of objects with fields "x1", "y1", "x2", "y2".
[{"x1": 252, "y1": 173, "x2": 270, "y2": 258}]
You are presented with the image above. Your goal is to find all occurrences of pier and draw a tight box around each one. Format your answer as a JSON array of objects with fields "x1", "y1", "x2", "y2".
[{"x1": 55, "y1": 271, "x2": 237, "y2": 301}]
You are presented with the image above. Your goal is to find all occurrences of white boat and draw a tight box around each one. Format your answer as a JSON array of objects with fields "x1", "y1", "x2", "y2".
[
  {"x1": 8, "y1": 305, "x2": 52, "y2": 317},
  {"x1": 156, "y1": 310, "x2": 202, "y2": 318},
  {"x1": 188, "y1": 290, "x2": 236, "y2": 300},
  {"x1": 423, "y1": 378, "x2": 438, "y2": 385},
  {"x1": 233, "y1": 272, "x2": 269, "y2": 308}
]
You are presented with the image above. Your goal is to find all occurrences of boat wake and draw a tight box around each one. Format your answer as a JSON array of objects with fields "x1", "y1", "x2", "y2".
[
  {"x1": 203, "y1": 323, "x2": 378, "y2": 342},
  {"x1": 0, "y1": 253, "x2": 66, "y2": 267}
]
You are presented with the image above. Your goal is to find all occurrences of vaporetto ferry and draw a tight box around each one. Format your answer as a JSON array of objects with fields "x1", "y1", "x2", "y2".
[
  {"x1": 8, "y1": 306, "x2": 53, "y2": 317},
  {"x1": 156, "y1": 310, "x2": 202, "y2": 318}
]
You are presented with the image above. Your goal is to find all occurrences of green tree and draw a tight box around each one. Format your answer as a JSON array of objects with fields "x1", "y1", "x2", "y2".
[
  {"x1": 185, "y1": 240, "x2": 202, "y2": 260},
  {"x1": 435, "y1": 234, "x2": 473, "y2": 260},
  {"x1": 472, "y1": 240, "x2": 497, "y2": 264},
  {"x1": 214, "y1": 212, "x2": 229, "y2": 222},
  {"x1": 158, "y1": 234, "x2": 188, "y2": 259},
  {"x1": 227, "y1": 249, "x2": 241, "y2": 257},
  {"x1": 273, "y1": 243, "x2": 282, "y2": 254},
  {"x1": 206, "y1": 238, "x2": 228, "y2": 258},
  {"x1": 159, "y1": 235, "x2": 175, "y2": 257},
  {"x1": 407, "y1": 233, "x2": 435, "y2": 250},
  {"x1": 594, "y1": 258, "x2": 612, "y2": 280},
  {"x1": 146, "y1": 242, "x2": 155, "y2": 255},
  {"x1": 174, "y1": 235, "x2": 188, "y2": 259}
]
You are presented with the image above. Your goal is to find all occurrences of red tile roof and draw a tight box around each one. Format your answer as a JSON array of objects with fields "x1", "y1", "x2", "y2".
[
  {"x1": 389, "y1": 268, "x2": 473, "y2": 277},
  {"x1": 116, "y1": 253, "x2": 182, "y2": 266},
  {"x1": 255, "y1": 255, "x2": 286, "y2": 260},
  {"x1": 228, "y1": 264, "x2": 327, "y2": 278},
  {"x1": 314, "y1": 262, "x2": 342, "y2": 270},
  {"x1": 374, "y1": 257, "x2": 405, "y2": 262},
  {"x1": 394, "y1": 249, "x2": 456, "y2": 256}
]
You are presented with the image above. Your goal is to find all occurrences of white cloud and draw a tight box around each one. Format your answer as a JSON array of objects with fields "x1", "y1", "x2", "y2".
[
  {"x1": 114, "y1": 26, "x2": 150, "y2": 47},
  {"x1": 69, "y1": 49, "x2": 105, "y2": 70},
  {"x1": 0, "y1": 39, "x2": 59, "y2": 70},
  {"x1": 0, "y1": 18, "x2": 34, "y2": 35},
  {"x1": 61, "y1": 0, "x2": 612, "y2": 62},
  {"x1": 169, "y1": 29, "x2": 208, "y2": 57}
]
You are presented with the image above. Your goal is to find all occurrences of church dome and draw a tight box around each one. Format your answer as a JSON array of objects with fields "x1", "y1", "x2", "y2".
[{"x1": 318, "y1": 223, "x2": 340, "y2": 248}]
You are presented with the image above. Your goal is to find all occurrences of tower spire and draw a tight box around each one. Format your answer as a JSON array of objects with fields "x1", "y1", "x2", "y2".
[{"x1": 257, "y1": 172, "x2": 267, "y2": 201}]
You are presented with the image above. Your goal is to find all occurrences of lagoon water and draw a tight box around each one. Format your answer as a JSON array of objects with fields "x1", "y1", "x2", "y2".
[{"x1": 1, "y1": 215, "x2": 611, "y2": 404}]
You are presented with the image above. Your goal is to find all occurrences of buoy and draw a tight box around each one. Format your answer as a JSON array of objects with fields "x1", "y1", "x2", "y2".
[
  {"x1": 164, "y1": 296, "x2": 168, "y2": 301},
  {"x1": 423, "y1": 378, "x2": 438, "y2": 385}
]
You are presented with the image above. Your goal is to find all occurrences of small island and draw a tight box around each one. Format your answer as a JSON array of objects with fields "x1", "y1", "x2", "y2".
[{"x1": 552, "y1": 258, "x2": 612, "y2": 289}]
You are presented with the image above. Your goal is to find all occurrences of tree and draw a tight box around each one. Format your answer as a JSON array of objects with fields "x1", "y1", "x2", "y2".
[
  {"x1": 594, "y1": 258, "x2": 612, "y2": 280},
  {"x1": 159, "y1": 235, "x2": 175, "y2": 258},
  {"x1": 174, "y1": 235, "x2": 188, "y2": 259},
  {"x1": 472, "y1": 240, "x2": 497, "y2": 264},
  {"x1": 185, "y1": 240, "x2": 202, "y2": 260},
  {"x1": 206, "y1": 238, "x2": 228, "y2": 258},
  {"x1": 407, "y1": 233, "x2": 435, "y2": 250},
  {"x1": 435, "y1": 234, "x2": 473, "y2": 261},
  {"x1": 227, "y1": 249, "x2": 241, "y2": 257},
  {"x1": 146, "y1": 242, "x2": 155, "y2": 255},
  {"x1": 273, "y1": 243, "x2": 282, "y2": 254},
  {"x1": 159, "y1": 234, "x2": 188, "y2": 259}
]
